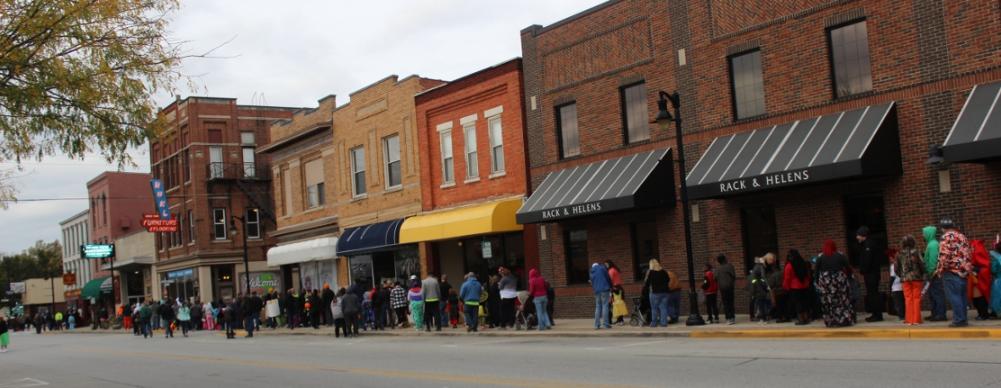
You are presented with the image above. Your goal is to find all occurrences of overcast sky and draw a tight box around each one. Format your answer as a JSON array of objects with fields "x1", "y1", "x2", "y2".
[{"x1": 0, "y1": 0, "x2": 604, "y2": 255}]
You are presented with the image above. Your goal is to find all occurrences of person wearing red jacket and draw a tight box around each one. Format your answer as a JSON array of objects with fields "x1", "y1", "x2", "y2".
[
  {"x1": 702, "y1": 263, "x2": 719, "y2": 323},
  {"x1": 527, "y1": 269, "x2": 551, "y2": 331},
  {"x1": 783, "y1": 249, "x2": 813, "y2": 325},
  {"x1": 969, "y1": 240, "x2": 993, "y2": 320}
]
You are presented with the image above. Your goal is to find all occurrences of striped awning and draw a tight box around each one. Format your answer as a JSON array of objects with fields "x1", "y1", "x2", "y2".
[
  {"x1": 686, "y1": 102, "x2": 900, "y2": 200},
  {"x1": 942, "y1": 81, "x2": 1001, "y2": 163}
]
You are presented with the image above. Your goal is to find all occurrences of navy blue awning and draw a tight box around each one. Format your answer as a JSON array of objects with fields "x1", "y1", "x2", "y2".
[{"x1": 336, "y1": 219, "x2": 405, "y2": 256}]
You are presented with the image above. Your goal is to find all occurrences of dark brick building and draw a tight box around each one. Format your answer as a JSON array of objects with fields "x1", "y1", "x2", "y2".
[
  {"x1": 150, "y1": 97, "x2": 299, "y2": 303},
  {"x1": 519, "y1": 0, "x2": 1001, "y2": 318}
]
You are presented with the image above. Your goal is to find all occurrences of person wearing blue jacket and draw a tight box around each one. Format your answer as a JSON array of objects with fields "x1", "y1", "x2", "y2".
[
  {"x1": 590, "y1": 262, "x2": 612, "y2": 329},
  {"x1": 459, "y1": 273, "x2": 483, "y2": 333}
]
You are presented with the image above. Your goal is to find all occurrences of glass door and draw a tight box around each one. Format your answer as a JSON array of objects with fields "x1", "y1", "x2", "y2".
[
  {"x1": 349, "y1": 255, "x2": 374, "y2": 289},
  {"x1": 741, "y1": 206, "x2": 779, "y2": 273}
]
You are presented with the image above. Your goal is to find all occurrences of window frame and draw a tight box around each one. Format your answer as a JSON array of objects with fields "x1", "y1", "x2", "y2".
[
  {"x1": 462, "y1": 118, "x2": 479, "y2": 180},
  {"x1": 212, "y1": 208, "x2": 227, "y2": 240},
  {"x1": 303, "y1": 157, "x2": 325, "y2": 209},
  {"x1": 485, "y1": 107, "x2": 505, "y2": 175},
  {"x1": 564, "y1": 228, "x2": 589, "y2": 284},
  {"x1": 245, "y1": 208, "x2": 261, "y2": 239},
  {"x1": 728, "y1": 49, "x2": 766, "y2": 120},
  {"x1": 438, "y1": 123, "x2": 455, "y2": 185},
  {"x1": 619, "y1": 81, "x2": 650, "y2": 144},
  {"x1": 555, "y1": 102, "x2": 580, "y2": 159},
  {"x1": 350, "y1": 146, "x2": 367, "y2": 197},
  {"x1": 383, "y1": 134, "x2": 402, "y2": 189},
  {"x1": 187, "y1": 209, "x2": 196, "y2": 244},
  {"x1": 826, "y1": 19, "x2": 873, "y2": 99}
]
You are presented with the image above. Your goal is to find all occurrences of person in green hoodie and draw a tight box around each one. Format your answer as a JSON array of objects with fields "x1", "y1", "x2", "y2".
[{"x1": 923, "y1": 225, "x2": 947, "y2": 321}]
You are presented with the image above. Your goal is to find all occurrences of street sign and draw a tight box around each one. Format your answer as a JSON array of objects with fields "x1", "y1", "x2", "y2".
[
  {"x1": 150, "y1": 179, "x2": 171, "y2": 220},
  {"x1": 81, "y1": 243, "x2": 115, "y2": 259},
  {"x1": 142, "y1": 213, "x2": 178, "y2": 232}
]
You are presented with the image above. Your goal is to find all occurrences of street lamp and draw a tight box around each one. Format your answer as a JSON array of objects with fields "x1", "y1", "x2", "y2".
[
  {"x1": 231, "y1": 214, "x2": 251, "y2": 296},
  {"x1": 926, "y1": 144, "x2": 945, "y2": 165},
  {"x1": 654, "y1": 90, "x2": 705, "y2": 326}
]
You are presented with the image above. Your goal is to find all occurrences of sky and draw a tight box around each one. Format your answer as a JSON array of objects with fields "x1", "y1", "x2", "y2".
[{"x1": 0, "y1": 0, "x2": 605, "y2": 255}]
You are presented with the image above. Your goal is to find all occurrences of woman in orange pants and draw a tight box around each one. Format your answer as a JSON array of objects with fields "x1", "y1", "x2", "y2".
[{"x1": 898, "y1": 235, "x2": 927, "y2": 325}]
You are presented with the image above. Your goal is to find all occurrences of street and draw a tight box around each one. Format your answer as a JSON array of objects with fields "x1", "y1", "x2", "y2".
[{"x1": 1, "y1": 331, "x2": 999, "y2": 388}]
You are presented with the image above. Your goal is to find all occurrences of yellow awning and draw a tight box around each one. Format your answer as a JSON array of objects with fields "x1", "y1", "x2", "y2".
[{"x1": 399, "y1": 198, "x2": 523, "y2": 243}]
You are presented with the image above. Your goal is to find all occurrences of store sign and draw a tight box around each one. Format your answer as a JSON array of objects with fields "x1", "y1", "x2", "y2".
[
  {"x1": 167, "y1": 268, "x2": 194, "y2": 279},
  {"x1": 150, "y1": 179, "x2": 171, "y2": 220},
  {"x1": 481, "y1": 240, "x2": 493, "y2": 259},
  {"x1": 63, "y1": 273, "x2": 76, "y2": 285},
  {"x1": 142, "y1": 213, "x2": 178, "y2": 233},
  {"x1": 81, "y1": 244, "x2": 115, "y2": 259},
  {"x1": 717, "y1": 169, "x2": 812, "y2": 195},
  {"x1": 242, "y1": 272, "x2": 281, "y2": 294},
  {"x1": 540, "y1": 201, "x2": 603, "y2": 221},
  {"x1": 9, "y1": 282, "x2": 25, "y2": 294}
]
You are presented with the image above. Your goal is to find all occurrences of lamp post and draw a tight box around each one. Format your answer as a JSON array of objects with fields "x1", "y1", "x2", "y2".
[
  {"x1": 232, "y1": 214, "x2": 251, "y2": 296},
  {"x1": 655, "y1": 91, "x2": 705, "y2": 326}
]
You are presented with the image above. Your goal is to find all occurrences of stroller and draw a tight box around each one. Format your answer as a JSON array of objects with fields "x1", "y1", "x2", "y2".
[
  {"x1": 514, "y1": 291, "x2": 537, "y2": 330},
  {"x1": 629, "y1": 296, "x2": 649, "y2": 327}
]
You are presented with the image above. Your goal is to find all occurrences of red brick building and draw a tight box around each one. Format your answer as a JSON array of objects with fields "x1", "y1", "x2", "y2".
[
  {"x1": 150, "y1": 97, "x2": 299, "y2": 303},
  {"x1": 406, "y1": 59, "x2": 539, "y2": 284},
  {"x1": 519, "y1": 0, "x2": 1001, "y2": 318}
]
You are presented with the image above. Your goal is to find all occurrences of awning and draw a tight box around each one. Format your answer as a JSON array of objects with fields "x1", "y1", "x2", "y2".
[
  {"x1": 685, "y1": 102, "x2": 900, "y2": 200},
  {"x1": 80, "y1": 276, "x2": 112, "y2": 299},
  {"x1": 399, "y1": 198, "x2": 523, "y2": 243},
  {"x1": 336, "y1": 219, "x2": 405, "y2": 256},
  {"x1": 516, "y1": 148, "x2": 675, "y2": 224},
  {"x1": 267, "y1": 236, "x2": 339, "y2": 267},
  {"x1": 942, "y1": 81, "x2": 1001, "y2": 163}
]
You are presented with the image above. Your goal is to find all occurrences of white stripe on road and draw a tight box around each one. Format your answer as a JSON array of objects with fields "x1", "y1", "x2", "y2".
[{"x1": 0, "y1": 378, "x2": 50, "y2": 388}]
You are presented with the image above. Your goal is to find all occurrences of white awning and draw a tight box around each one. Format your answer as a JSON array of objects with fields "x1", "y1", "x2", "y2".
[{"x1": 267, "y1": 237, "x2": 338, "y2": 267}]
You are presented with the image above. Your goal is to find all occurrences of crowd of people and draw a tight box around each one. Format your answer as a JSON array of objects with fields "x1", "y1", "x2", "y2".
[{"x1": 607, "y1": 219, "x2": 1001, "y2": 329}]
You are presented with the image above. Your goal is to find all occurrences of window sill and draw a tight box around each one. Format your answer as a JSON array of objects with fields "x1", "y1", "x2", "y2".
[
  {"x1": 384, "y1": 185, "x2": 403, "y2": 194},
  {"x1": 833, "y1": 89, "x2": 876, "y2": 103},
  {"x1": 303, "y1": 206, "x2": 325, "y2": 214},
  {"x1": 731, "y1": 113, "x2": 768, "y2": 125},
  {"x1": 488, "y1": 172, "x2": 507, "y2": 179},
  {"x1": 211, "y1": 239, "x2": 231, "y2": 243},
  {"x1": 624, "y1": 138, "x2": 651, "y2": 147},
  {"x1": 464, "y1": 177, "x2": 480, "y2": 184},
  {"x1": 351, "y1": 194, "x2": 368, "y2": 202},
  {"x1": 440, "y1": 182, "x2": 456, "y2": 189}
]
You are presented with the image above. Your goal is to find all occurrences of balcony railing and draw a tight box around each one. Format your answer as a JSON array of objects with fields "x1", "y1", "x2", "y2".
[{"x1": 207, "y1": 162, "x2": 271, "y2": 181}]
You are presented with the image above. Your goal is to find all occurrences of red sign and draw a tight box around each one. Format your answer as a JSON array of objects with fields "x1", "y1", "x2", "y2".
[
  {"x1": 142, "y1": 213, "x2": 178, "y2": 233},
  {"x1": 63, "y1": 273, "x2": 76, "y2": 285}
]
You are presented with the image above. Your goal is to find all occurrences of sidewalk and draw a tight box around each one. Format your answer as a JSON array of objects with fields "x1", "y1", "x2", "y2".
[{"x1": 53, "y1": 314, "x2": 1001, "y2": 339}]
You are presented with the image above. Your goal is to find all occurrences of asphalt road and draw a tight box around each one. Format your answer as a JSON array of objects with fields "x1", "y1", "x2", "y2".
[{"x1": 1, "y1": 331, "x2": 1000, "y2": 388}]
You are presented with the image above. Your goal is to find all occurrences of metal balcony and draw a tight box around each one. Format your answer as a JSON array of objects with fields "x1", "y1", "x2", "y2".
[{"x1": 206, "y1": 162, "x2": 271, "y2": 181}]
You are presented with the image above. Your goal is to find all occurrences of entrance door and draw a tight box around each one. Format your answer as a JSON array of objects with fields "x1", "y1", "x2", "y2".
[
  {"x1": 350, "y1": 255, "x2": 374, "y2": 288},
  {"x1": 844, "y1": 195, "x2": 888, "y2": 267},
  {"x1": 741, "y1": 206, "x2": 779, "y2": 273}
]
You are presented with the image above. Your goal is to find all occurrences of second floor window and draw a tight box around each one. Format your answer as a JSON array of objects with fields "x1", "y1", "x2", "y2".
[
  {"x1": 245, "y1": 208, "x2": 260, "y2": 239},
  {"x1": 557, "y1": 103, "x2": 580, "y2": 158},
  {"x1": 439, "y1": 126, "x2": 454, "y2": 184},
  {"x1": 209, "y1": 146, "x2": 223, "y2": 179},
  {"x1": 829, "y1": 20, "x2": 872, "y2": 98},
  {"x1": 187, "y1": 209, "x2": 195, "y2": 244},
  {"x1": 463, "y1": 120, "x2": 478, "y2": 179},
  {"x1": 350, "y1": 146, "x2": 366, "y2": 196},
  {"x1": 621, "y1": 82, "x2": 650, "y2": 143},
  {"x1": 281, "y1": 167, "x2": 293, "y2": 215},
  {"x1": 212, "y1": 208, "x2": 227, "y2": 240},
  {"x1": 383, "y1": 135, "x2": 402, "y2": 188},
  {"x1": 304, "y1": 158, "x2": 325, "y2": 208},
  {"x1": 729, "y1": 50, "x2": 766, "y2": 119},
  {"x1": 487, "y1": 114, "x2": 504, "y2": 174}
]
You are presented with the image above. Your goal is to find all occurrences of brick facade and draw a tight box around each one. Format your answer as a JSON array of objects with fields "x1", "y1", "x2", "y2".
[
  {"x1": 150, "y1": 97, "x2": 298, "y2": 302},
  {"x1": 521, "y1": 0, "x2": 1001, "y2": 317}
]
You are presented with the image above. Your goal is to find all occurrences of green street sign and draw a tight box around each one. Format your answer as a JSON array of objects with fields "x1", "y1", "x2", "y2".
[{"x1": 80, "y1": 244, "x2": 114, "y2": 259}]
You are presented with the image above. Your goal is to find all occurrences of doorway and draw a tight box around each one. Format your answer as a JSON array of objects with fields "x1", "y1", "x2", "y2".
[
  {"x1": 844, "y1": 194, "x2": 888, "y2": 267},
  {"x1": 741, "y1": 206, "x2": 779, "y2": 273}
]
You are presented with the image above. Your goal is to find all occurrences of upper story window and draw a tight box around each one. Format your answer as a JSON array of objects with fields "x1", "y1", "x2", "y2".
[
  {"x1": 383, "y1": 134, "x2": 402, "y2": 189},
  {"x1": 729, "y1": 50, "x2": 766, "y2": 120},
  {"x1": 485, "y1": 107, "x2": 505, "y2": 174},
  {"x1": 621, "y1": 82, "x2": 650, "y2": 143},
  {"x1": 240, "y1": 132, "x2": 255, "y2": 145},
  {"x1": 828, "y1": 20, "x2": 872, "y2": 98},
  {"x1": 438, "y1": 123, "x2": 455, "y2": 185},
  {"x1": 303, "y1": 158, "x2": 325, "y2": 208},
  {"x1": 461, "y1": 116, "x2": 478, "y2": 180},
  {"x1": 212, "y1": 208, "x2": 227, "y2": 240},
  {"x1": 209, "y1": 146, "x2": 223, "y2": 179},
  {"x1": 556, "y1": 103, "x2": 580, "y2": 159},
  {"x1": 280, "y1": 167, "x2": 293, "y2": 215},
  {"x1": 245, "y1": 208, "x2": 260, "y2": 239},
  {"x1": 350, "y1": 146, "x2": 367, "y2": 197},
  {"x1": 187, "y1": 209, "x2": 196, "y2": 244}
]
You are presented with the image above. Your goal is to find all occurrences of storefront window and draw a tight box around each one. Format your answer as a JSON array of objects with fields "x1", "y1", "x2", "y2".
[
  {"x1": 565, "y1": 229, "x2": 589, "y2": 284},
  {"x1": 631, "y1": 221, "x2": 659, "y2": 281},
  {"x1": 161, "y1": 268, "x2": 198, "y2": 303},
  {"x1": 458, "y1": 233, "x2": 525, "y2": 287}
]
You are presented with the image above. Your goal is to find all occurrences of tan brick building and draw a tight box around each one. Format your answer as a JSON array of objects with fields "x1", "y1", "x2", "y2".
[
  {"x1": 260, "y1": 95, "x2": 343, "y2": 292},
  {"x1": 331, "y1": 75, "x2": 445, "y2": 288}
]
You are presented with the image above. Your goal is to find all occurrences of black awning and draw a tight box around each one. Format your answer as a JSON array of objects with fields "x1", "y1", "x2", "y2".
[
  {"x1": 516, "y1": 148, "x2": 674, "y2": 224},
  {"x1": 336, "y1": 218, "x2": 405, "y2": 256},
  {"x1": 686, "y1": 102, "x2": 899, "y2": 200},
  {"x1": 942, "y1": 81, "x2": 1001, "y2": 163}
]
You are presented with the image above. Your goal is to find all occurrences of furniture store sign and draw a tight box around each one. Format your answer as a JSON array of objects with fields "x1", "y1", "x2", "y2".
[
  {"x1": 718, "y1": 169, "x2": 812, "y2": 194},
  {"x1": 541, "y1": 201, "x2": 603, "y2": 221}
]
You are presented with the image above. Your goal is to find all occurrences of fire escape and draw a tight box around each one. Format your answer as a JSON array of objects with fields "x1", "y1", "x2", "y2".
[{"x1": 206, "y1": 162, "x2": 276, "y2": 225}]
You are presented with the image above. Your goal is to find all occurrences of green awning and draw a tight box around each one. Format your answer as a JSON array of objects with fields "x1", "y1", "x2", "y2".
[{"x1": 80, "y1": 276, "x2": 112, "y2": 299}]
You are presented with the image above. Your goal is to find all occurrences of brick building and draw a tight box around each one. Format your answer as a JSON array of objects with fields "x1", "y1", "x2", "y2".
[
  {"x1": 261, "y1": 95, "x2": 341, "y2": 292},
  {"x1": 150, "y1": 97, "x2": 298, "y2": 303},
  {"x1": 405, "y1": 58, "x2": 539, "y2": 286},
  {"x1": 59, "y1": 210, "x2": 90, "y2": 314},
  {"x1": 519, "y1": 0, "x2": 1001, "y2": 318},
  {"x1": 85, "y1": 172, "x2": 155, "y2": 310},
  {"x1": 331, "y1": 76, "x2": 444, "y2": 288}
]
